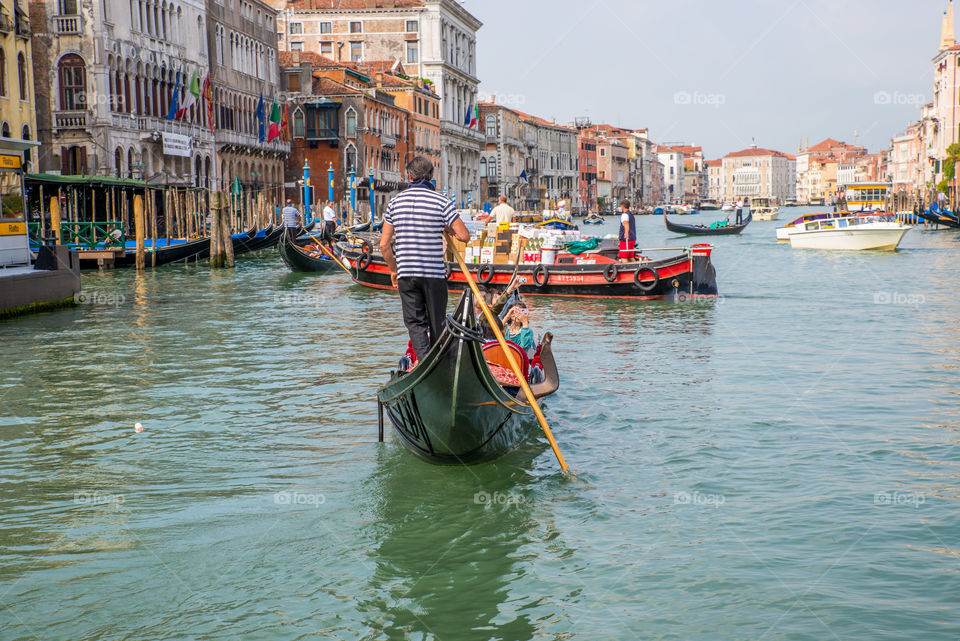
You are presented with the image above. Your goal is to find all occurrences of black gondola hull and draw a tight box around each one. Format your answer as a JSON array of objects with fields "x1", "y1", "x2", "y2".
[
  {"x1": 377, "y1": 293, "x2": 560, "y2": 465},
  {"x1": 664, "y1": 212, "x2": 751, "y2": 235},
  {"x1": 279, "y1": 234, "x2": 342, "y2": 272}
]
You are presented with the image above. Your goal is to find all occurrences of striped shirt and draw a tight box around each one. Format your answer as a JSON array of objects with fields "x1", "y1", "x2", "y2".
[
  {"x1": 281, "y1": 206, "x2": 300, "y2": 228},
  {"x1": 384, "y1": 186, "x2": 460, "y2": 279}
]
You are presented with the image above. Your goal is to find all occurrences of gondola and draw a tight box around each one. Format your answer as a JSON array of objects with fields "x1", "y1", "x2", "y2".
[
  {"x1": 231, "y1": 228, "x2": 261, "y2": 256},
  {"x1": 377, "y1": 290, "x2": 560, "y2": 465},
  {"x1": 279, "y1": 232, "x2": 342, "y2": 272},
  {"x1": 113, "y1": 235, "x2": 211, "y2": 267},
  {"x1": 664, "y1": 211, "x2": 751, "y2": 236},
  {"x1": 583, "y1": 214, "x2": 604, "y2": 225},
  {"x1": 917, "y1": 209, "x2": 960, "y2": 229}
]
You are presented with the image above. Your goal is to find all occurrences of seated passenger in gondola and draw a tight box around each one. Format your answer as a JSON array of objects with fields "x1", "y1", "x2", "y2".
[
  {"x1": 503, "y1": 303, "x2": 535, "y2": 356},
  {"x1": 474, "y1": 279, "x2": 521, "y2": 340}
]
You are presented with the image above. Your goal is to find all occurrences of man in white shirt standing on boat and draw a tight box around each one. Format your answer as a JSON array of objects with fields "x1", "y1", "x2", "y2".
[
  {"x1": 321, "y1": 201, "x2": 338, "y2": 246},
  {"x1": 491, "y1": 195, "x2": 515, "y2": 225},
  {"x1": 735, "y1": 198, "x2": 744, "y2": 225}
]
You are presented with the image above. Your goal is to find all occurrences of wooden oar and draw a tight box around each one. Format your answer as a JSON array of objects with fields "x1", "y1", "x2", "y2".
[
  {"x1": 301, "y1": 229, "x2": 353, "y2": 275},
  {"x1": 445, "y1": 232, "x2": 569, "y2": 473}
]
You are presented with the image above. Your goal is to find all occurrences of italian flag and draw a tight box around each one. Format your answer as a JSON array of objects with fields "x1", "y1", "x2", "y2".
[
  {"x1": 176, "y1": 69, "x2": 200, "y2": 120},
  {"x1": 469, "y1": 103, "x2": 479, "y2": 128},
  {"x1": 267, "y1": 97, "x2": 281, "y2": 142}
]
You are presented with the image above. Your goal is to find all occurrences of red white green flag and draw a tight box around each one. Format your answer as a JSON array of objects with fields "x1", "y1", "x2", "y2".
[{"x1": 267, "y1": 97, "x2": 281, "y2": 142}]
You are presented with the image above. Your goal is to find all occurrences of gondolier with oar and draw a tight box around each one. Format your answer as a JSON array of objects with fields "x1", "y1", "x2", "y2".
[{"x1": 380, "y1": 156, "x2": 471, "y2": 361}]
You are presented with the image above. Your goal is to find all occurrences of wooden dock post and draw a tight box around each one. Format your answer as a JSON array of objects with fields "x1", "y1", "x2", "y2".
[
  {"x1": 49, "y1": 196, "x2": 61, "y2": 244},
  {"x1": 134, "y1": 193, "x2": 145, "y2": 270},
  {"x1": 210, "y1": 191, "x2": 235, "y2": 268}
]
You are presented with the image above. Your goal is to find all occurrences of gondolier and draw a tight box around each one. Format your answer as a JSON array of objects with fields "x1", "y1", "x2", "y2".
[
  {"x1": 281, "y1": 200, "x2": 301, "y2": 240},
  {"x1": 618, "y1": 199, "x2": 637, "y2": 262},
  {"x1": 380, "y1": 156, "x2": 471, "y2": 360},
  {"x1": 321, "y1": 201, "x2": 338, "y2": 246}
]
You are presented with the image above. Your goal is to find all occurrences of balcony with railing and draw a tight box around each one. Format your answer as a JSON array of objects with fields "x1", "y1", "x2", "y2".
[
  {"x1": 54, "y1": 14, "x2": 80, "y2": 35},
  {"x1": 54, "y1": 111, "x2": 88, "y2": 130}
]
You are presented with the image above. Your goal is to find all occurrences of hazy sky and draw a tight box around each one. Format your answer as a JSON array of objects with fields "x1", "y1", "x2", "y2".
[{"x1": 469, "y1": 0, "x2": 944, "y2": 159}]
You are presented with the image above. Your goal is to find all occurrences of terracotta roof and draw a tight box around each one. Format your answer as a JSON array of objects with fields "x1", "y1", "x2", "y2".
[
  {"x1": 705, "y1": 159, "x2": 721, "y2": 167},
  {"x1": 724, "y1": 147, "x2": 792, "y2": 159},
  {"x1": 805, "y1": 137, "x2": 865, "y2": 153},
  {"x1": 311, "y1": 76, "x2": 362, "y2": 95},
  {"x1": 659, "y1": 144, "x2": 702, "y2": 155},
  {"x1": 514, "y1": 110, "x2": 575, "y2": 131},
  {"x1": 279, "y1": 50, "x2": 328, "y2": 67},
  {"x1": 279, "y1": 0, "x2": 424, "y2": 10}
]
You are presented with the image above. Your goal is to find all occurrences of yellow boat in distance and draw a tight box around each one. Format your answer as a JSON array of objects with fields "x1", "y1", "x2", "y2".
[{"x1": 841, "y1": 183, "x2": 888, "y2": 212}]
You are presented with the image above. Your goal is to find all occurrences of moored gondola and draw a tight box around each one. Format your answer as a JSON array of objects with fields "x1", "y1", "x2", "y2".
[
  {"x1": 279, "y1": 232, "x2": 342, "y2": 272},
  {"x1": 664, "y1": 211, "x2": 751, "y2": 236},
  {"x1": 378, "y1": 291, "x2": 560, "y2": 465}
]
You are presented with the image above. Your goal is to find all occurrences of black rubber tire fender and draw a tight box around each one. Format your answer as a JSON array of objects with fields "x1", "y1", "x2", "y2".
[
  {"x1": 477, "y1": 263, "x2": 495, "y2": 284},
  {"x1": 633, "y1": 265, "x2": 659, "y2": 292},
  {"x1": 603, "y1": 263, "x2": 619, "y2": 283},
  {"x1": 357, "y1": 252, "x2": 372, "y2": 271},
  {"x1": 533, "y1": 264, "x2": 549, "y2": 287}
]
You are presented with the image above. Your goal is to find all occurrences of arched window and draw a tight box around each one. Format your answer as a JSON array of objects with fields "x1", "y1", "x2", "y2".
[
  {"x1": 17, "y1": 53, "x2": 26, "y2": 101},
  {"x1": 127, "y1": 148, "x2": 134, "y2": 178},
  {"x1": 58, "y1": 54, "x2": 86, "y2": 110},
  {"x1": 345, "y1": 144, "x2": 357, "y2": 172},
  {"x1": 114, "y1": 147, "x2": 123, "y2": 177},
  {"x1": 487, "y1": 157, "x2": 497, "y2": 179},
  {"x1": 479, "y1": 157, "x2": 487, "y2": 178},
  {"x1": 485, "y1": 115, "x2": 496, "y2": 138},
  {"x1": 345, "y1": 107, "x2": 356, "y2": 136},
  {"x1": 293, "y1": 108, "x2": 304, "y2": 138},
  {"x1": 1, "y1": 122, "x2": 9, "y2": 138}
]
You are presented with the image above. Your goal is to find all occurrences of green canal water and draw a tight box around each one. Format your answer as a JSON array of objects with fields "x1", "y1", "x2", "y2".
[{"x1": 1, "y1": 209, "x2": 958, "y2": 640}]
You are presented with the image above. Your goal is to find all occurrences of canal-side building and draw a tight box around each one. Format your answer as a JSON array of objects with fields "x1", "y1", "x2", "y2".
[
  {"x1": 268, "y1": 0, "x2": 482, "y2": 207},
  {"x1": 597, "y1": 136, "x2": 629, "y2": 209},
  {"x1": 206, "y1": 0, "x2": 288, "y2": 195},
  {"x1": 280, "y1": 51, "x2": 411, "y2": 216},
  {"x1": 705, "y1": 159, "x2": 721, "y2": 202},
  {"x1": 30, "y1": 0, "x2": 214, "y2": 184},
  {"x1": 520, "y1": 112, "x2": 577, "y2": 208},
  {"x1": 1, "y1": 0, "x2": 38, "y2": 171},
  {"x1": 795, "y1": 138, "x2": 866, "y2": 203},
  {"x1": 720, "y1": 145, "x2": 796, "y2": 203},
  {"x1": 575, "y1": 123, "x2": 597, "y2": 214},
  {"x1": 478, "y1": 100, "x2": 523, "y2": 206},
  {"x1": 377, "y1": 68, "x2": 441, "y2": 188},
  {"x1": 656, "y1": 146, "x2": 683, "y2": 202}
]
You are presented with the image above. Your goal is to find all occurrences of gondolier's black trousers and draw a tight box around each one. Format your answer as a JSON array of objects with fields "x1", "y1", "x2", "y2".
[{"x1": 398, "y1": 277, "x2": 448, "y2": 361}]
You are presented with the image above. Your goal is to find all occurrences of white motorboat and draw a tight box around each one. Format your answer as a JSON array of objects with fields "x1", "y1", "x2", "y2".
[
  {"x1": 721, "y1": 202, "x2": 734, "y2": 212},
  {"x1": 751, "y1": 197, "x2": 780, "y2": 221},
  {"x1": 788, "y1": 214, "x2": 910, "y2": 250},
  {"x1": 776, "y1": 212, "x2": 837, "y2": 242}
]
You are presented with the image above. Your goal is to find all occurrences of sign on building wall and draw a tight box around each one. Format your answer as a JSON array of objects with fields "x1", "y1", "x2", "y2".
[{"x1": 162, "y1": 133, "x2": 193, "y2": 158}]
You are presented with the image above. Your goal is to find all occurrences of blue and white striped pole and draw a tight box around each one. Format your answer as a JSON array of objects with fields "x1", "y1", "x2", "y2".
[
  {"x1": 349, "y1": 165, "x2": 356, "y2": 218},
  {"x1": 302, "y1": 160, "x2": 311, "y2": 224}
]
